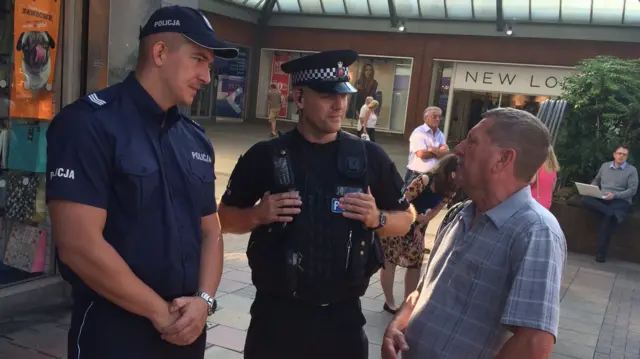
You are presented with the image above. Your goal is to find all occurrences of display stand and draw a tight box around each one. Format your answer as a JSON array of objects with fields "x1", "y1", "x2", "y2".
[{"x1": 0, "y1": 2, "x2": 55, "y2": 288}]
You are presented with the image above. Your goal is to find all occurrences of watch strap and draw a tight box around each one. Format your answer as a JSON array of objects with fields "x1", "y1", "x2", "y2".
[{"x1": 195, "y1": 291, "x2": 216, "y2": 316}]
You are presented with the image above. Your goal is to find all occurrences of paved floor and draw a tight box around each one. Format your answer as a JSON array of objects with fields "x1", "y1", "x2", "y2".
[{"x1": 1, "y1": 122, "x2": 639, "y2": 359}]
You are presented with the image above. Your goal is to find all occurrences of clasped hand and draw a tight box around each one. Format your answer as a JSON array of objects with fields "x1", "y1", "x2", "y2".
[
  {"x1": 338, "y1": 187, "x2": 380, "y2": 228},
  {"x1": 153, "y1": 297, "x2": 209, "y2": 346},
  {"x1": 256, "y1": 188, "x2": 379, "y2": 228}
]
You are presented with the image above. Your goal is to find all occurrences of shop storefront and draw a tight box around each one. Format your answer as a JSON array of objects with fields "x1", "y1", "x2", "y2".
[
  {"x1": 189, "y1": 44, "x2": 250, "y2": 122},
  {"x1": 256, "y1": 48, "x2": 413, "y2": 134},
  {"x1": 0, "y1": 0, "x2": 84, "y2": 316},
  {"x1": 428, "y1": 60, "x2": 576, "y2": 146}
]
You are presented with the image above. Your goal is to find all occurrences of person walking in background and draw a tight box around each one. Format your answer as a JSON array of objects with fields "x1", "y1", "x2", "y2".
[
  {"x1": 405, "y1": 107, "x2": 449, "y2": 185},
  {"x1": 357, "y1": 96, "x2": 372, "y2": 133},
  {"x1": 360, "y1": 100, "x2": 379, "y2": 142},
  {"x1": 530, "y1": 146, "x2": 560, "y2": 210},
  {"x1": 267, "y1": 83, "x2": 283, "y2": 137},
  {"x1": 379, "y1": 154, "x2": 458, "y2": 314}
]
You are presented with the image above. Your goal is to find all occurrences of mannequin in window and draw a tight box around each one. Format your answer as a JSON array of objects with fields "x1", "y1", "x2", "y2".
[{"x1": 354, "y1": 64, "x2": 378, "y2": 118}]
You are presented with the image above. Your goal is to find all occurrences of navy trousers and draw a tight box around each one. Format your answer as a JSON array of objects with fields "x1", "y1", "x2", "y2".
[
  {"x1": 68, "y1": 298, "x2": 205, "y2": 359},
  {"x1": 581, "y1": 196, "x2": 631, "y2": 255}
]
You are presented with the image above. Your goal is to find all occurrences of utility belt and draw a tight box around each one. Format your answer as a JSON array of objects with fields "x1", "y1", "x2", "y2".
[{"x1": 254, "y1": 288, "x2": 362, "y2": 309}]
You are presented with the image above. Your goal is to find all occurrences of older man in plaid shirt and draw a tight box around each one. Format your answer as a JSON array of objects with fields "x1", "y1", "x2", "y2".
[{"x1": 382, "y1": 108, "x2": 567, "y2": 359}]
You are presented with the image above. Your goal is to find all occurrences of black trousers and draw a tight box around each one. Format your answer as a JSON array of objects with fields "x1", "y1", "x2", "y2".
[
  {"x1": 68, "y1": 298, "x2": 206, "y2": 359},
  {"x1": 581, "y1": 196, "x2": 631, "y2": 255},
  {"x1": 244, "y1": 292, "x2": 368, "y2": 359},
  {"x1": 366, "y1": 128, "x2": 376, "y2": 142}
]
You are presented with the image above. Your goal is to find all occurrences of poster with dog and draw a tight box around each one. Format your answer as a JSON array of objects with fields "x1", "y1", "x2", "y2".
[{"x1": 9, "y1": 0, "x2": 61, "y2": 121}]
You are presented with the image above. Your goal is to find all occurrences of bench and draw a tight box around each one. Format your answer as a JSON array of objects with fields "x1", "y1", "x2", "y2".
[{"x1": 550, "y1": 201, "x2": 640, "y2": 263}]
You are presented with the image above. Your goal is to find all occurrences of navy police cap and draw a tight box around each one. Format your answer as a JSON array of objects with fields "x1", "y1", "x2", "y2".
[
  {"x1": 281, "y1": 50, "x2": 358, "y2": 94},
  {"x1": 139, "y1": 5, "x2": 239, "y2": 60}
]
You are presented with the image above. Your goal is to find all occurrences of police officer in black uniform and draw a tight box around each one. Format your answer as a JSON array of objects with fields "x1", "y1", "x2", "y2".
[
  {"x1": 218, "y1": 50, "x2": 415, "y2": 359},
  {"x1": 46, "y1": 6, "x2": 234, "y2": 359}
]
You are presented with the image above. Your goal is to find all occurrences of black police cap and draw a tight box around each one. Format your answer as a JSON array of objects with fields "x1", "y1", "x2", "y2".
[
  {"x1": 281, "y1": 49, "x2": 359, "y2": 94},
  {"x1": 139, "y1": 5, "x2": 239, "y2": 60}
]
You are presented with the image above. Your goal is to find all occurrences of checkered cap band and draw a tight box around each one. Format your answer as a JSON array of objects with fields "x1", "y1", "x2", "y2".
[{"x1": 291, "y1": 67, "x2": 350, "y2": 85}]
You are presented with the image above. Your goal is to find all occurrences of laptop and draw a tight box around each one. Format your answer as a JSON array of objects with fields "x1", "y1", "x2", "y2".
[{"x1": 575, "y1": 182, "x2": 606, "y2": 199}]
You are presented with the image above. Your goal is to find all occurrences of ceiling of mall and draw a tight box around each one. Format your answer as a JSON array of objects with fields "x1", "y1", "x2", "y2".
[{"x1": 221, "y1": 0, "x2": 640, "y2": 26}]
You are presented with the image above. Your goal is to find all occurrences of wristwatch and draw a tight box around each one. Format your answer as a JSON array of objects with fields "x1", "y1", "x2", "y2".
[
  {"x1": 195, "y1": 291, "x2": 217, "y2": 316},
  {"x1": 372, "y1": 211, "x2": 387, "y2": 230}
]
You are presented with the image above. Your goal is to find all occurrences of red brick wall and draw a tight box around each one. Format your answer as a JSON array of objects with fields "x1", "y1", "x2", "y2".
[
  {"x1": 205, "y1": 13, "x2": 256, "y2": 46},
  {"x1": 201, "y1": 14, "x2": 640, "y2": 135},
  {"x1": 262, "y1": 27, "x2": 640, "y2": 136}
]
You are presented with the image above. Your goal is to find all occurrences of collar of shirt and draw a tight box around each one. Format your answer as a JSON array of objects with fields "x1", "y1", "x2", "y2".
[
  {"x1": 610, "y1": 161, "x2": 628, "y2": 169},
  {"x1": 123, "y1": 72, "x2": 181, "y2": 127},
  {"x1": 461, "y1": 186, "x2": 532, "y2": 230},
  {"x1": 420, "y1": 124, "x2": 438, "y2": 134}
]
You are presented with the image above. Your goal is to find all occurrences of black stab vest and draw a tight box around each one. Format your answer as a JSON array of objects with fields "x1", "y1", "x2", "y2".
[{"x1": 246, "y1": 130, "x2": 384, "y2": 304}]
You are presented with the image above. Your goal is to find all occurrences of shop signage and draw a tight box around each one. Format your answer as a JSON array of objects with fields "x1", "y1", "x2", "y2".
[
  {"x1": 9, "y1": 0, "x2": 62, "y2": 120},
  {"x1": 452, "y1": 63, "x2": 577, "y2": 97},
  {"x1": 270, "y1": 54, "x2": 291, "y2": 118}
]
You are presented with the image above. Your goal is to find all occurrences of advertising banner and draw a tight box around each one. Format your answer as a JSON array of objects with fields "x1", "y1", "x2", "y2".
[
  {"x1": 215, "y1": 75, "x2": 245, "y2": 119},
  {"x1": 214, "y1": 46, "x2": 249, "y2": 119},
  {"x1": 270, "y1": 54, "x2": 290, "y2": 118},
  {"x1": 9, "y1": 0, "x2": 62, "y2": 120}
]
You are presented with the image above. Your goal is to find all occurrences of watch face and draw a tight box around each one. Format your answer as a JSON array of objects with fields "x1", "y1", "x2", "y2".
[{"x1": 379, "y1": 213, "x2": 386, "y2": 227}]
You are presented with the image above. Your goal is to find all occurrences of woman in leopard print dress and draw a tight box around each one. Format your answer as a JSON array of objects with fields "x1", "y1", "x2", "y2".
[{"x1": 378, "y1": 154, "x2": 458, "y2": 313}]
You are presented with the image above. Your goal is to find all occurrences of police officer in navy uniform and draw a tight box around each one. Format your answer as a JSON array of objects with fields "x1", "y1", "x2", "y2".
[
  {"x1": 218, "y1": 50, "x2": 415, "y2": 359},
  {"x1": 46, "y1": 6, "x2": 234, "y2": 359}
]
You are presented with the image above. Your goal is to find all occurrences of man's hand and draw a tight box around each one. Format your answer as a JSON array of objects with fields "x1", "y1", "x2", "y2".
[
  {"x1": 150, "y1": 303, "x2": 181, "y2": 335},
  {"x1": 381, "y1": 327, "x2": 410, "y2": 359},
  {"x1": 604, "y1": 192, "x2": 614, "y2": 200},
  {"x1": 160, "y1": 297, "x2": 209, "y2": 346},
  {"x1": 256, "y1": 191, "x2": 302, "y2": 224},
  {"x1": 339, "y1": 187, "x2": 380, "y2": 228},
  {"x1": 439, "y1": 144, "x2": 449, "y2": 151}
]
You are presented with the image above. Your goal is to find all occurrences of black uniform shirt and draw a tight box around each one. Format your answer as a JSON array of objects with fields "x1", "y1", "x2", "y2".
[{"x1": 222, "y1": 128, "x2": 409, "y2": 213}]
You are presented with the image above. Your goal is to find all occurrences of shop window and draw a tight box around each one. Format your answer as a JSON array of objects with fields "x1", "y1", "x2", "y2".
[
  {"x1": 256, "y1": 49, "x2": 414, "y2": 134},
  {"x1": 0, "y1": 0, "x2": 63, "y2": 288},
  {"x1": 189, "y1": 45, "x2": 250, "y2": 122}
]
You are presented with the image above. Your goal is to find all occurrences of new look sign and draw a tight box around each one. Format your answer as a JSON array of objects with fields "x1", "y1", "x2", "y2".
[{"x1": 452, "y1": 62, "x2": 577, "y2": 97}]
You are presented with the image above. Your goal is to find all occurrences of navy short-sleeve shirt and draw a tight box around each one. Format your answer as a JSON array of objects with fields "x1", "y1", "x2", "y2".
[{"x1": 46, "y1": 72, "x2": 217, "y2": 300}]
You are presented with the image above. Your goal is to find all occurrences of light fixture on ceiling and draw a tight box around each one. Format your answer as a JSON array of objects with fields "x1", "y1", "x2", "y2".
[{"x1": 397, "y1": 19, "x2": 406, "y2": 32}]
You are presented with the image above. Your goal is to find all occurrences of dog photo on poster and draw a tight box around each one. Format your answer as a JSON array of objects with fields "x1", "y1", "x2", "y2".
[{"x1": 9, "y1": 0, "x2": 61, "y2": 121}]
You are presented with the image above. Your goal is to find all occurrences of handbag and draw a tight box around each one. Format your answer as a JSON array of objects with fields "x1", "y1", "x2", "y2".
[
  {"x1": 7, "y1": 122, "x2": 48, "y2": 173},
  {"x1": 6, "y1": 173, "x2": 39, "y2": 221},
  {"x1": 2, "y1": 223, "x2": 47, "y2": 273},
  {"x1": 360, "y1": 132, "x2": 370, "y2": 141}
]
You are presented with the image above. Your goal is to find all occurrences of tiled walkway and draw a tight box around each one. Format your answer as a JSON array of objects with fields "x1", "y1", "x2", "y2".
[
  {"x1": 1, "y1": 232, "x2": 639, "y2": 359},
  {"x1": 1, "y1": 123, "x2": 639, "y2": 358}
]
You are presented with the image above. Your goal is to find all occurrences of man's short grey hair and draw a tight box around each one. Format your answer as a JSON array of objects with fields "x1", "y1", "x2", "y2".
[
  {"x1": 365, "y1": 96, "x2": 374, "y2": 103},
  {"x1": 483, "y1": 107, "x2": 550, "y2": 182},
  {"x1": 423, "y1": 106, "x2": 442, "y2": 117}
]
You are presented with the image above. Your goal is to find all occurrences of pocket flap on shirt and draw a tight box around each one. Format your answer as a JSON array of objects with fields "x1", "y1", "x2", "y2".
[
  {"x1": 188, "y1": 160, "x2": 215, "y2": 182},
  {"x1": 118, "y1": 157, "x2": 159, "y2": 177}
]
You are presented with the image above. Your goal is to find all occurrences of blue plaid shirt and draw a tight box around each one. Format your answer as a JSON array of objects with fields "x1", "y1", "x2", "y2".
[{"x1": 404, "y1": 187, "x2": 567, "y2": 359}]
